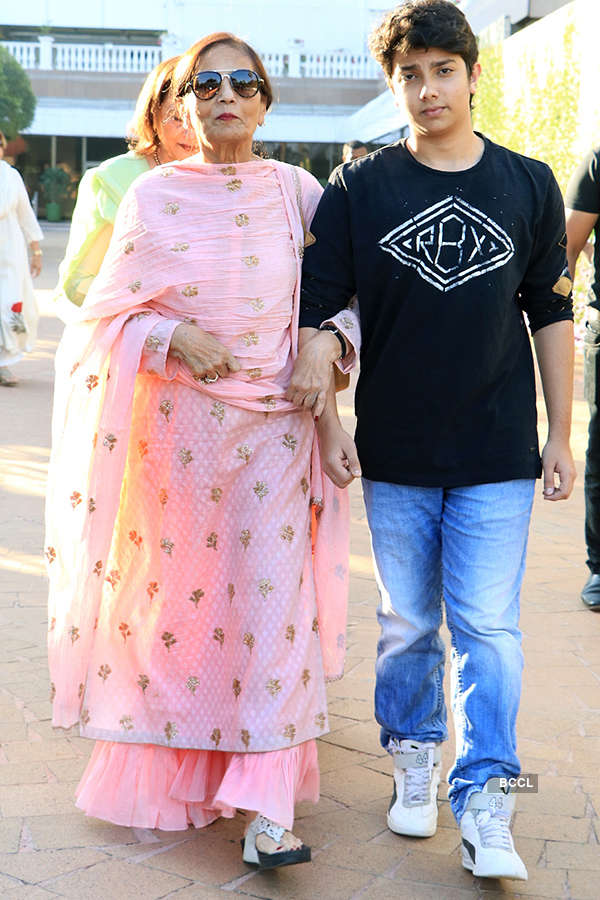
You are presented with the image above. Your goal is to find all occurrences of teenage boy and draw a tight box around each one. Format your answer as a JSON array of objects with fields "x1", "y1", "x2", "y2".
[
  {"x1": 288, "y1": 0, "x2": 575, "y2": 882},
  {"x1": 565, "y1": 148, "x2": 600, "y2": 610}
]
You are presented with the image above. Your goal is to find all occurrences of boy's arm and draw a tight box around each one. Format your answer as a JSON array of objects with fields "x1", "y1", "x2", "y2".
[
  {"x1": 532, "y1": 320, "x2": 576, "y2": 501},
  {"x1": 565, "y1": 208, "x2": 597, "y2": 278}
]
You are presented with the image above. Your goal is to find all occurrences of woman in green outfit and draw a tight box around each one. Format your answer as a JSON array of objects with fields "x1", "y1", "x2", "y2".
[{"x1": 54, "y1": 55, "x2": 197, "y2": 313}]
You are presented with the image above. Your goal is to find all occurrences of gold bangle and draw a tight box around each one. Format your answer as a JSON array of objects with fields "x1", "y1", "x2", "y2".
[{"x1": 32, "y1": 249, "x2": 43, "y2": 256}]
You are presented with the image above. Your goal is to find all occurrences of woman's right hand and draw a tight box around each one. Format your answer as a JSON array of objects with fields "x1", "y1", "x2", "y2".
[{"x1": 169, "y1": 323, "x2": 241, "y2": 380}]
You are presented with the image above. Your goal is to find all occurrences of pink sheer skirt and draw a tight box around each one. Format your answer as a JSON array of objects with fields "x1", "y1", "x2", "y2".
[{"x1": 75, "y1": 738, "x2": 320, "y2": 831}]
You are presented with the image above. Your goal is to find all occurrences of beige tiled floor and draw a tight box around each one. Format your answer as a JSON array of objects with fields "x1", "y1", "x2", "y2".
[{"x1": 0, "y1": 227, "x2": 598, "y2": 898}]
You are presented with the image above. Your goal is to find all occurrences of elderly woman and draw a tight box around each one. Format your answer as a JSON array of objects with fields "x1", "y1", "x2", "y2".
[
  {"x1": 53, "y1": 55, "x2": 196, "y2": 314},
  {"x1": 0, "y1": 131, "x2": 43, "y2": 386},
  {"x1": 46, "y1": 32, "x2": 359, "y2": 869}
]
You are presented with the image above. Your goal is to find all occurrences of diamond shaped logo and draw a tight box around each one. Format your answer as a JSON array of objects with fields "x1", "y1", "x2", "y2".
[{"x1": 379, "y1": 196, "x2": 515, "y2": 292}]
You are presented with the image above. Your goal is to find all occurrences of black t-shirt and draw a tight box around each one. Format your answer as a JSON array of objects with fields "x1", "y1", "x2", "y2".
[
  {"x1": 565, "y1": 146, "x2": 600, "y2": 309},
  {"x1": 300, "y1": 136, "x2": 573, "y2": 488}
]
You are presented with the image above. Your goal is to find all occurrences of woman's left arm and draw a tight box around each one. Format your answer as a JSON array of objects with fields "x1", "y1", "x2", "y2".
[{"x1": 14, "y1": 170, "x2": 44, "y2": 276}]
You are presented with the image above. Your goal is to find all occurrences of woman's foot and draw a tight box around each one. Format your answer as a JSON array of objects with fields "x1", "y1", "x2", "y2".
[
  {"x1": 0, "y1": 367, "x2": 18, "y2": 386},
  {"x1": 242, "y1": 814, "x2": 311, "y2": 869}
]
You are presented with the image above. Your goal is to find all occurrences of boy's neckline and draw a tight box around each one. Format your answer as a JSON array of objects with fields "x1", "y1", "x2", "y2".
[{"x1": 403, "y1": 132, "x2": 486, "y2": 174}]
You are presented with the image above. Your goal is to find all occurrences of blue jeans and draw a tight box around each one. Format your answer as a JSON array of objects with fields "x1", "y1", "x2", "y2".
[{"x1": 362, "y1": 478, "x2": 535, "y2": 822}]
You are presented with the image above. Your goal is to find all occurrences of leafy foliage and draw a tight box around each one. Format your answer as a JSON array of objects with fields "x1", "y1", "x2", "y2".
[{"x1": 0, "y1": 46, "x2": 36, "y2": 139}]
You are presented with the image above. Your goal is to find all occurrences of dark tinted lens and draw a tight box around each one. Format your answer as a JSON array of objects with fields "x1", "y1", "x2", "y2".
[
  {"x1": 192, "y1": 71, "x2": 221, "y2": 99},
  {"x1": 230, "y1": 69, "x2": 260, "y2": 97}
]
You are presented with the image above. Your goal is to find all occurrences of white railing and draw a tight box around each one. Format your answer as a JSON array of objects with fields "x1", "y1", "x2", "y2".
[
  {"x1": 2, "y1": 38, "x2": 381, "y2": 79},
  {"x1": 1, "y1": 38, "x2": 161, "y2": 73}
]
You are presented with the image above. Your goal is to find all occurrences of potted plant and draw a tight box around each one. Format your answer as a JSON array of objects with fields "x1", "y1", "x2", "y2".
[{"x1": 39, "y1": 166, "x2": 71, "y2": 221}]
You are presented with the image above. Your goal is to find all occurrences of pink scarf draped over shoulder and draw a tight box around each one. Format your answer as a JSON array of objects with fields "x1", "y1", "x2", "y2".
[{"x1": 46, "y1": 159, "x2": 356, "y2": 728}]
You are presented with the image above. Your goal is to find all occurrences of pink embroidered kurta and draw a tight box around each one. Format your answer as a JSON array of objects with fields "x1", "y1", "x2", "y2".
[{"x1": 46, "y1": 158, "x2": 359, "y2": 758}]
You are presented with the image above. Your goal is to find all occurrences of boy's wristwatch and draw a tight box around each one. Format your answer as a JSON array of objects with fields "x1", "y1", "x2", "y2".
[{"x1": 318, "y1": 323, "x2": 347, "y2": 359}]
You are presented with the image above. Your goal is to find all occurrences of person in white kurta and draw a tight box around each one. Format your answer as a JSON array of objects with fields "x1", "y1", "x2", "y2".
[{"x1": 0, "y1": 143, "x2": 44, "y2": 384}]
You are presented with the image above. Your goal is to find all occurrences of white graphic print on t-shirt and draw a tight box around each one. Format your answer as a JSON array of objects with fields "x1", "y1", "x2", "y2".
[{"x1": 379, "y1": 196, "x2": 515, "y2": 292}]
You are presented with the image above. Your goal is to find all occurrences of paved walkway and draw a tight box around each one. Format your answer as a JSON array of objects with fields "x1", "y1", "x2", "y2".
[{"x1": 0, "y1": 226, "x2": 598, "y2": 899}]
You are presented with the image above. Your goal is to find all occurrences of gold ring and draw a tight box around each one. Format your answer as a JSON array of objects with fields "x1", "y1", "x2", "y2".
[{"x1": 201, "y1": 373, "x2": 219, "y2": 384}]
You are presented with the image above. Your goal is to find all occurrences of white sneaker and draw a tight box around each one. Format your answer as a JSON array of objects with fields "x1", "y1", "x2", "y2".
[
  {"x1": 387, "y1": 739, "x2": 442, "y2": 837},
  {"x1": 460, "y1": 781, "x2": 528, "y2": 880}
]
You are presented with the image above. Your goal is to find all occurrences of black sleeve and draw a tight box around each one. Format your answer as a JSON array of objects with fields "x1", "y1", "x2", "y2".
[
  {"x1": 565, "y1": 149, "x2": 600, "y2": 214},
  {"x1": 299, "y1": 170, "x2": 356, "y2": 328},
  {"x1": 518, "y1": 170, "x2": 573, "y2": 334}
]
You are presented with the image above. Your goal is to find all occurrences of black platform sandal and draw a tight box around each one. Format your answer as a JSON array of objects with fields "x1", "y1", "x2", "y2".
[{"x1": 241, "y1": 814, "x2": 311, "y2": 869}]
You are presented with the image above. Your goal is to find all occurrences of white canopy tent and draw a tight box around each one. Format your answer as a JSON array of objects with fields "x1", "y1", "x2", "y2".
[{"x1": 340, "y1": 88, "x2": 408, "y2": 144}]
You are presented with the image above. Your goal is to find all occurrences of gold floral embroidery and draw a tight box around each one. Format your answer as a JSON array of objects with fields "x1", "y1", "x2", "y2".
[
  {"x1": 233, "y1": 678, "x2": 241, "y2": 699},
  {"x1": 243, "y1": 632, "x2": 255, "y2": 653},
  {"x1": 85, "y1": 374, "x2": 99, "y2": 391},
  {"x1": 105, "y1": 569, "x2": 120, "y2": 590},
  {"x1": 138, "y1": 674, "x2": 150, "y2": 693},
  {"x1": 283, "y1": 723, "x2": 296, "y2": 742},
  {"x1": 235, "y1": 213, "x2": 249, "y2": 227},
  {"x1": 159, "y1": 399, "x2": 173, "y2": 421},
  {"x1": 302, "y1": 669, "x2": 311, "y2": 689},
  {"x1": 145, "y1": 335, "x2": 162, "y2": 351},
  {"x1": 103, "y1": 433, "x2": 117, "y2": 452},
  {"x1": 88, "y1": 498, "x2": 96, "y2": 513},
  {"x1": 242, "y1": 255, "x2": 259, "y2": 267},
  {"x1": 189, "y1": 588, "x2": 205, "y2": 607},
  {"x1": 315, "y1": 712, "x2": 326, "y2": 730},
  {"x1": 178, "y1": 448, "x2": 193, "y2": 467},
  {"x1": 68, "y1": 625, "x2": 80, "y2": 644},
  {"x1": 186, "y1": 676, "x2": 199, "y2": 694},
  {"x1": 210, "y1": 727, "x2": 221, "y2": 747},
  {"x1": 312, "y1": 617, "x2": 320, "y2": 636},
  {"x1": 253, "y1": 481, "x2": 269, "y2": 501},
  {"x1": 182, "y1": 285, "x2": 198, "y2": 297},
  {"x1": 159, "y1": 488, "x2": 168, "y2": 506},
  {"x1": 240, "y1": 528, "x2": 251, "y2": 550},
  {"x1": 211, "y1": 487, "x2": 223, "y2": 503},
  {"x1": 164, "y1": 721, "x2": 178, "y2": 743},
  {"x1": 241, "y1": 331, "x2": 259, "y2": 346},
  {"x1": 129, "y1": 529, "x2": 143, "y2": 549},
  {"x1": 227, "y1": 583, "x2": 235, "y2": 604},
  {"x1": 93, "y1": 560, "x2": 103, "y2": 576},
  {"x1": 340, "y1": 315, "x2": 354, "y2": 330},
  {"x1": 248, "y1": 297, "x2": 264, "y2": 312},
  {"x1": 247, "y1": 368, "x2": 262, "y2": 379},
  {"x1": 124, "y1": 240, "x2": 135, "y2": 254},
  {"x1": 147, "y1": 581, "x2": 159, "y2": 601},
  {"x1": 170, "y1": 242, "x2": 189, "y2": 252},
  {"x1": 266, "y1": 678, "x2": 282, "y2": 697},
  {"x1": 133, "y1": 311, "x2": 151, "y2": 320},
  {"x1": 258, "y1": 578, "x2": 274, "y2": 599},
  {"x1": 221, "y1": 165, "x2": 236, "y2": 175},
  {"x1": 49, "y1": 682, "x2": 56, "y2": 701},
  {"x1": 70, "y1": 491, "x2": 82, "y2": 508},
  {"x1": 210, "y1": 401, "x2": 225, "y2": 425},
  {"x1": 282, "y1": 434, "x2": 297, "y2": 454},
  {"x1": 162, "y1": 631, "x2": 177, "y2": 651},
  {"x1": 213, "y1": 627, "x2": 225, "y2": 648},
  {"x1": 236, "y1": 443, "x2": 254, "y2": 464},
  {"x1": 261, "y1": 395, "x2": 276, "y2": 410},
  {"x1": 45, "y1": 547, "x2": 56, "y2": 564},
  {"x1": 161, "y1": 537, "x2": 174, "y2": 555},
  {"x1": 206, "y1": 532, "x2": 218, "y2": 550},
  {"x1": 128, "y1": 280, "x2": 142, "y2": 293},
  {"x1": 120, "y1": 715, "x2": 134, "y2": 731},
  {"x1": 298, "y1": 243, "x2": 305, "y2": 259},
  {"x1": 280, "y1": 525, "x2": 295, "y2": 543},
  {"x1": 138, "y1": 440, "x2": 148, "y2": 459},
  {"x1": 226, "y1": 178, "x2": 242, "y2": 191},
  {"x1": 80, "y1": 708, "x2": 90, "y2": 725},
  {"x1": 119, "y1": 622, "x2": 132, "y2": 643},
  {"x1": 300, "y1": 477, "x2": 309, "y2": 496},
  {"x1": 285, "y1": 625, "x2": 296, "y2": 645},
  {"x1": 162, "y1": 201, "x2": 180, "y2": 215},
  {"x1": 241, "y1": 729, "x2": 250, "y2": 748},
  {"x1": 160, "y1": 167, "x2": 175, "y2": 177},
  {"x1": 98, "y1": 664, "x2": 112, "y2": 681}
]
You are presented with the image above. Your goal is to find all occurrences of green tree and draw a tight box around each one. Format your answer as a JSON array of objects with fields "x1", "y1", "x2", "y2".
[{"x1": 0, "y1": 46, "x2": 36, "y2": 139}]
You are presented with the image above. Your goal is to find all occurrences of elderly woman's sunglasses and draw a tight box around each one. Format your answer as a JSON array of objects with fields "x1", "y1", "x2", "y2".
[{"x1": 185, "y1": 69, "x2": 265, "y2": 101}]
